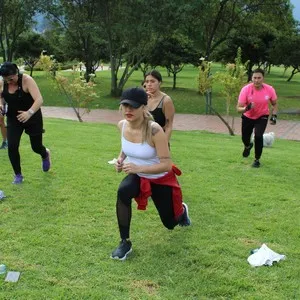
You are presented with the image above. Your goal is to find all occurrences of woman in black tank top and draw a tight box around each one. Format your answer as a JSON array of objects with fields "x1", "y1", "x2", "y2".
[
  {"x1": 0, "y1": 62, "x2": 51, "y2": 184},
  {"x1": 144, "y1": 70, "x2": 175, "y2": 142}
]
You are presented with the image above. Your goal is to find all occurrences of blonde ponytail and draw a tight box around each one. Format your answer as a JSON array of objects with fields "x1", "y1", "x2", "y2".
[{"x1": 142, "y1": 108, "x2": 154, "y2": 143}]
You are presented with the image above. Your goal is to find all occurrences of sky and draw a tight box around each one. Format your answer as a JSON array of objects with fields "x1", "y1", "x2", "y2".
[{"x1": 290, "y1": 0, "x2": 300, "y2": 21}]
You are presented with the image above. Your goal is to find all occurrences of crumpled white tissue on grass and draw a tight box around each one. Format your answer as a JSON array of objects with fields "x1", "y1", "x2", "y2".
[
  {"x1": 247, "y1": 243, "x2": 286, "y2": 267},
  {"x1": 0, "y1": 190, "x2": 5, "y2": 200},
  {"x1": 108, "y1": 158, "x2": 118, "y2": 165}
]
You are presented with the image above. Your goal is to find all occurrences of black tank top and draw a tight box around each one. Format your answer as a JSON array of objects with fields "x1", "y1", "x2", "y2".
[
  {"x1": 150, "y1": 95, "x2": 166, "y2": 128},
  {"x1": 2, "y1": 74, "x2": 42, "y2": 122}
]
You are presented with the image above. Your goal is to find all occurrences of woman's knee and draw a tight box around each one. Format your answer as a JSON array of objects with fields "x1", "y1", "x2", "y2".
[
  {"x1": 162, "y1": 220, "x2": 176, "y2": 230},
  {"x1": 7, "y1": 141, "x2": 18, "y2": 152},
  {"x1": 117, "y1": 184, "x2": 134, "y2": 206},
  {"x1": 117, "y1": 175, "x2": 140, "y2": 204}
]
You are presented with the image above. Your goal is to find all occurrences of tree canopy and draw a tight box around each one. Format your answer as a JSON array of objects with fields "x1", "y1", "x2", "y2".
[{"x1": 0, "y1": 0, "x2": 298, "y2": 95}]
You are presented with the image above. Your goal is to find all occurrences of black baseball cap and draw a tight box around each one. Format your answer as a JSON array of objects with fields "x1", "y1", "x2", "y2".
[{"x1": 120, "y1": 87, "x2": 148, "y2": 108}]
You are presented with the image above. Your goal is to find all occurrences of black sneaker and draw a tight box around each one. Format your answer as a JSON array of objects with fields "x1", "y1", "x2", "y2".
[
  {"x1": 0, "y1": 141, "x2": 7, "y2": 149},
  {"x1": 111, "y1": 239, "x2": 132, "y2": 261},
  {"x1": 178, "y1": 203, "x2": 191, "y2": 227},
  {"x1": 242, "y1": 142, "x2": 253, "y2": 157},
  {"x1": 252, "y1": 159, "x2": 260, "y2": 168},
  {"x1": 42, "y1": 148, "x2": 51, "y2": 172}
]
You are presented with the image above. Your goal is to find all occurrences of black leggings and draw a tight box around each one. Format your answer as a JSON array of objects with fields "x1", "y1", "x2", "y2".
[
  {"x1": 7, "y1": 125, "x2": 47, "y2": 175},
  {"x1": 116, "y1": 174, "x2": 179, "y2": 240},
  {"x1": 241, "y1": 114, "x2": 268, "y2": 160}
]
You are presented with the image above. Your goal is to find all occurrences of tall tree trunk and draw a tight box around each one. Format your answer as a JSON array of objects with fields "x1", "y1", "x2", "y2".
[
  {"x1": 287, "y1": 68, "x2": 298, "y2": 82},
  {"x1": 110, "y1": 55, "x2": 122, "y2": 97},
  {"x1": 173, "y1": 72, "x2": 176, "y2": 89},
  {"x1": 247, "y1": 62, "x2": 254, "y2": 82}
]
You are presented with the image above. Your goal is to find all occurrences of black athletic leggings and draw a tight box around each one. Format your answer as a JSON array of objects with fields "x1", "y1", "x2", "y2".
[
  {"x1": 7, "y1": 125, "x2": 47, "y2": 175},
  {"x1": 241, "y1": 114, "x2": 268, "y2": 160},
  {"x1": 116, "y1": 174, "x2": 178, "y2": 240}
]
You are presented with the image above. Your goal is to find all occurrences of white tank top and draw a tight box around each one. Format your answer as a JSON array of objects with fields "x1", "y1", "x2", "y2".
[{"x1": 121, "y1": 121, "x2": 167, "y2": 179}]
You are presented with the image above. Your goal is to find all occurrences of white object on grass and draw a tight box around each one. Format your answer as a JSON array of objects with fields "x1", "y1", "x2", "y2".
[
  {"x1": 108, "y1": 158, "x2": 118, "y2": 165},
  {"x1": 247, "y1": 243, "x2": 286, "y2": 267},
  {"x1": 0, "y1": 190, "x2": 5, "y2": 200},
  {"x1": 251, "y1": 132, "x2": 275, "y2": 147}
]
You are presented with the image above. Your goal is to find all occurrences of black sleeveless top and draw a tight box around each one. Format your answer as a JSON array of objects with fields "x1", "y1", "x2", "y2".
[
  {"x1": 150, "y1": 95, "x2": 166, "y2": 128},
  {"x1": 2, "y1": 74, "x2": 42, "y2": 123}
]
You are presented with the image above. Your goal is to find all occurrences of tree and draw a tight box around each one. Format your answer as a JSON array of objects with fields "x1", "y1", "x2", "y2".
[
  {"x1": 39, "y1": 53, "x2": 99, "y2": 122},
  {"x1": 213, "y1": 0, "x2": 295, "y2": 80},
  {"x1": 269, "y1": 32, "x2": 300, "y2": 81},
  {"x1": 198, "y1": 48, "x2": 248, "y2": 135},
  {"x1": 215, "y1": 47, "x2": 248, "y2": 127},
  {"x1": 95, "y1": 0, "x2": 193, "y2": 96},
  {"x1": 146, "y1": 33, "x2": 199, "y2": 89},
  {"x1": 14, "y1": 32, "x2": 48, "y2": 76},
  {"x1": 184, "y1": 0, "x2": 294, "y2": 60},
  {"x1": 41, "y1": 0, "x2": 105, "y2": 81},
  {"x1": 0, "y1": 0, "x2": 37, "y2": 61},
  {"x1": 198, "y1": 58, "x2": 213, "y2": 114}
]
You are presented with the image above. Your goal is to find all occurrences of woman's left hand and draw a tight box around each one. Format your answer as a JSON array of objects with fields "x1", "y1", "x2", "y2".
[
  {"x1": 122, "y1": 163, "x2": 139, "y2": 174},
  {"x1": 17, "y1": 110, "x2": 31, "y2": 123}
]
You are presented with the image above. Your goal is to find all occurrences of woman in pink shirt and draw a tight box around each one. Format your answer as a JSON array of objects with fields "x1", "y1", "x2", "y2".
[{"x1": 236, "y1": 68, "x2": 278, "y2": 168}]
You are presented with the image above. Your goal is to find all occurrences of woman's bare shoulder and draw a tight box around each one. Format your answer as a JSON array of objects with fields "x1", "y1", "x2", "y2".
[
  {"x1": 117, "y1": 119, "x2": 126, "y2": 129},
  {"x1": 150, "y1": 121, "x2": 164, "y2": 134}
]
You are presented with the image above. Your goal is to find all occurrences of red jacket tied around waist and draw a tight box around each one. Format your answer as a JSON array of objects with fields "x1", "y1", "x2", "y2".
[{"x1": 135, "y1": 165, "x2": 183, "y2": 219}]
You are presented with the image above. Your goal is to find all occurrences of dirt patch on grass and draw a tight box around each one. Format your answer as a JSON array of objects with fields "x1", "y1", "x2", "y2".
[{"x1": 130, "y1": 279, "x2": 159, "y2": 297}]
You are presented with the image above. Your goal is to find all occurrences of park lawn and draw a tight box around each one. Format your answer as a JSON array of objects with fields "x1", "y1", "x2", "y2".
[
  {"x1": 33, "y1": 64, "x2": 300, "y2": 121},
  {"x1": 0, "y1": 119, "x2": 299, "y2": 299}
]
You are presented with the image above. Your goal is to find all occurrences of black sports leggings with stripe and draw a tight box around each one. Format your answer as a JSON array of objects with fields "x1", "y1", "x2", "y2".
[
  {"x1": 7, "y1": 124, "x2": 47, "y2": 175},
  {"x1": 241, "y1": 114, "x2": 268, "y2": 160},
  {"x1": 116, "y1": 174, "x2": 179, "y2": 240}
]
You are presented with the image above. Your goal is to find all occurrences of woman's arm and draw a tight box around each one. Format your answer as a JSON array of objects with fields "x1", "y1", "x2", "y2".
[
  {"x1": 270, "y1": 100, "x2": 278, "y2": 115},
  {"x1": 115, "y1": 120, "x2": 127, "y2": 172},
  {"x1": 24, "y1": 75, "x2": 44, "y2": 112},
  {"x1": 162, "y1": 95, "x2": 175, "y2": 141},
  {"x1": 17, "y1": 75, "x2": 44, "y2": 123},
  {"x1": 0, "y1": 81, "x2": 4, "y2": 111},
  {"x1": 236, "y1": 102, "x2": 253, "y2": 113}
]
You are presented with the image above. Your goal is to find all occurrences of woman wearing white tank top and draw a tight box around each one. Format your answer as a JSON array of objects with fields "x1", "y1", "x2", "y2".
[{"x1": 111, "y1": 87, "x2": 191, "y2": 261}]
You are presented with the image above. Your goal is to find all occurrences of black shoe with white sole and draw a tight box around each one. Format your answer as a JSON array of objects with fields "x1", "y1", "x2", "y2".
[
  {"x1": 111, "y1": 239, "x2": 132, "y2": 261},
  {"x1": 178, "y1": 203, "x2": 191, "y2": 227}
]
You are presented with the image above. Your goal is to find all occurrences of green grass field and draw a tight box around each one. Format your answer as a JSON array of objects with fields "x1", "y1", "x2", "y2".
[
  {"x1": 1, "y1": 119, "x2": 299, "y2": 299},
  {"x1": 34, "y1": 64, "x2": 300, "y2": 121}
]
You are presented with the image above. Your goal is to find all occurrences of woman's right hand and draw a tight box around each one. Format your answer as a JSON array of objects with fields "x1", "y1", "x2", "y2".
[
  {"x1": 115, "y1": 158, "x2": 124, "y2": 173},
  {"x1": 0, "y1": 105, "x2": 5, "y2": 116},
  {"x1": 146, "y1": 91, "x2": 153, "y2": 99}
]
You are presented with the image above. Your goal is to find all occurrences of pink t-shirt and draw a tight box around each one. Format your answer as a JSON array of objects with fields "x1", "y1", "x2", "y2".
[{"x1": 238, "y1": 83, "x2": 277, "y2": 119}]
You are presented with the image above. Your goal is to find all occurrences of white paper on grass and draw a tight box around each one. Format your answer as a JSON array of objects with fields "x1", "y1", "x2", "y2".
[
  {"x1": 247, "y1": 243, "x2": 286, "y2": 267},
  {"x1": 107, "y1": 158, "x2": 128, "y2": 165},
  {"x1": 0, "y1": 190, "x2": 5, "y2": 200},
  {"x1": 107, "y1": 158, "x2": 118, "y2": 165}
]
